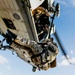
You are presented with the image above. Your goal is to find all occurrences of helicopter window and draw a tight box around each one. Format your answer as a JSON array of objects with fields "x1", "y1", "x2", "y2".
[{"x1": 2, "y1": 18, "x2": 16, "y2": 30}]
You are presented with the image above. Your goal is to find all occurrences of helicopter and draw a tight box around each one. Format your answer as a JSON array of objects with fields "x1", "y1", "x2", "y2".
[{"x1": 0, "y1": 0, "x2": 71, "y2": 72}]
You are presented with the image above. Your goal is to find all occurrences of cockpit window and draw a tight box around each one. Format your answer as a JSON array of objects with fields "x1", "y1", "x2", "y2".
[{"x1": 2, "y1": 18, "x2": 16, "y2": 30}]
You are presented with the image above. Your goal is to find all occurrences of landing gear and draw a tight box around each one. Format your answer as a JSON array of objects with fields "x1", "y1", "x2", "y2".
[
  {"x1": 32, "y1": 66, "x2": 37, "y2": 72},
  {"x1": 55, "y1": 3, "x2": 60, "y2": 17},
  {"x1": 0, "y1": 38, "x2": 13, "y2": 50},
  {"x1": 0, "y1": 41, "x2": 2, "y2": 49},
  {"x1": 0, "y1": 38, "x2": 5, "y2": 49}
]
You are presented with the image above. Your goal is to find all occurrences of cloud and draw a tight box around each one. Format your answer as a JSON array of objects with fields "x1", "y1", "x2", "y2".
[
  {"x1": 56, "y1": 0, "x2": 66, "y2": 5},
  {"x1": 70, "y1": 50, "x2": 74, "y2": 54},
  {"x1": 0, "y1": 72, "x2": 2, "y2": 75},
  {"x1": 0, "y1": 55, "x2": 8, "y2": 64},
  {"x1": 56, "y1": 0, "x2": 75, "y2": 7},
  {"x1": 58, "y1": 59, "x2": 69, "y2": 66},
  {"x1": 6, "y1": 66, "x2": 11, "y2": 70},
  {"x1": 71, "y1": 0, "x2": 75, "y2": 7},
  {"x1": 58, "y1": 56, "x2": 75, "y2": 66},
  {"x1": 70, "y1": 57, "x2": 75, "y2": 64}
]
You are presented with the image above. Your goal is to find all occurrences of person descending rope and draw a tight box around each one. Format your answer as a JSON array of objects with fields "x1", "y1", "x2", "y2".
[{"x1": 13, "y1": 34, "x2": 59, "y2": 70}]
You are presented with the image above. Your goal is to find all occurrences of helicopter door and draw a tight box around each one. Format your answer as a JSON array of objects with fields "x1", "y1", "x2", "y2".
[{"x1": 30, "y1": 0, "x2": 44, "y2": 10}]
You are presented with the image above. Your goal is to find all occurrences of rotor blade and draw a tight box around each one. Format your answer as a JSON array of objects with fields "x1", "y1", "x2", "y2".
[
  {"x1": 54, "y1": 31, "x2": 75, "y2": 64},
  {"x1": 54, "y1": 30, "x2": 69, "y2": 60}
]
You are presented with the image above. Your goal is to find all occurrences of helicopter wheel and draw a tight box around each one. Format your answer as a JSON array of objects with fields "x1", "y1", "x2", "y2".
[{"x1": 32, "y1": 66, "x2": 37, "y2": 72}]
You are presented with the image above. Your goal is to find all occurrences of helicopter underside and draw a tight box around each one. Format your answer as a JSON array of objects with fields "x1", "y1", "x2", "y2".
[
  {"x1": 0, "y1": 0, "x2": 61, "y2": 72},
  {"x1": 0, "y1": 0, "x2": 38, "y2": 42}
]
